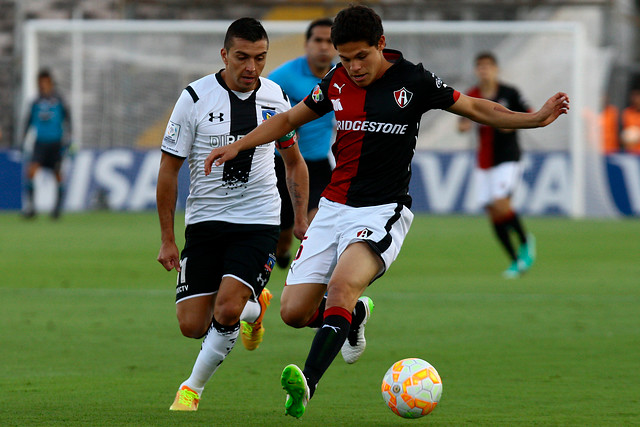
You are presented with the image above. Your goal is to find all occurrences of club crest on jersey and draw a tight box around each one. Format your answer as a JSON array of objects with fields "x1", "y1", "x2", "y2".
[
  {"x1": 311, "y1": 85, "x2": 324, "y2": 103},
  {"x1": 356, "y1": 228, "x2": 373, "y2": 239},
  {"x1": 393, "y1": 87, "x2": 413, "y2": 108},
  {"x1": 262, "y1": 108, "x2": 277, "y2": 121}
]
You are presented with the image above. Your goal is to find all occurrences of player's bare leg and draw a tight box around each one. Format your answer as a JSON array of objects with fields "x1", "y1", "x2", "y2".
[
  {"x1": 280, "y1": 282, "x2": 327, "y2": 328},
  {"x1": 171, "y1": 277, "x2": 251, "y2": 410},
  {"x1": 488, "y1": 197, "x2": 532, "y2": 278},
  {"x1": 281, "y1": 243, "x2": 380, "y2": 417},
  {"x1": 51, "y1": 167, "x2": 65, "y2": 219},
  {"x1": 23, "y1": 162, "x2": 40, "y2": 219}
]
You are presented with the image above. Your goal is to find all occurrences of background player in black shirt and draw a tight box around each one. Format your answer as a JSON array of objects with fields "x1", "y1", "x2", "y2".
[
  {"x1": 205, "y1": 5, "x2": 569, "y2": 418},
  {"x1": 459, "y1": 52, "x2": 536, "y2": 278}
]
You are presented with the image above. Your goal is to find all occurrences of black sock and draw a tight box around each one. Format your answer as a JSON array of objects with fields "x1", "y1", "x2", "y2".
[
  {"x1": 347, "y1": 299, "x2": 366, "y2": 345},
  {"x1": 303, "y1": 306, "x2": 351, "y2": 397},
  {"x1": 305, "y1": 296, "x2": 327, "y2": 329},
  {"x1": 505, "y1": 213, "x2": 527, "y2": 245},
  {"x1": 492, "y1": 220, "x2": 517, "y2": 261}
]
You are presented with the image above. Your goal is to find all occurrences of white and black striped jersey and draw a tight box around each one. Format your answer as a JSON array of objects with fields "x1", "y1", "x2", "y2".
[{"x1": 161, "y1": 71, "x2": 292, "y2": 226}]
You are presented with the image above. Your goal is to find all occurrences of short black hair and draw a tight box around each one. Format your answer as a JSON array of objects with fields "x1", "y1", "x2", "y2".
[
  {"x1": 331, "y1": 5, "x2": 383, "y2": 47},
  {"x1": 475, "y1": 52, "x2": 498, "y2": 65},
  {"x1": 224, "y1": 17, "x2": 268, "y2": 51},
  {"x1": 305, "y1": 18, "x2": 333, "y2": 41},
  {"x1": 38, "y1": 69, "x2": 52, "y2": 80}
]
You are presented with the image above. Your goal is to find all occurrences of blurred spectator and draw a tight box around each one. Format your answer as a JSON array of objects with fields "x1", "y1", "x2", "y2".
[
  {"x1": 22, "y1": 69, "x2": 71, "y2": 219},
  {"x1": 600, "y1": 103, "x2": 621, "y2": 154},
  {"x1": 622, "y1": 87, "x2": 640, "y2": 154}
]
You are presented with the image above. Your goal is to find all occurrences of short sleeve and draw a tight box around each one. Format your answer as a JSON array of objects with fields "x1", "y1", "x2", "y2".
[
  {"x1": 161, "y1": 89, "x2": 197, "y2": 158},
  {"x1": 419, "y1": 66, "x2": 458, "y2": 112},
  {"x1": 302, "y1": 70, "x2": 334, "y2": 118}
]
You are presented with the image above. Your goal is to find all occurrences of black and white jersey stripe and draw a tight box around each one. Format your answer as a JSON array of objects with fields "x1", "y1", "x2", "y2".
[{"x1": 161, "y1": 71, "x2": 291, "y2": 226}]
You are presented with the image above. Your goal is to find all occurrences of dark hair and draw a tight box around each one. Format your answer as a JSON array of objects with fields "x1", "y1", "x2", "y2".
[
  {"x1": 305, "y1": 18, "x2": 333, "y2": 41},
  {"x1": 331, "y1": 5, "x2": 383, "y2": 47},
  {"x1": 224, "y1": 17, "x2": 268, "y2": 50},
  {"x1": 38, "y1": 69, "x2": 52, "y2": 80},
  {"x1": 475, "y1": 52, "x2": 498, "y2": 65}
]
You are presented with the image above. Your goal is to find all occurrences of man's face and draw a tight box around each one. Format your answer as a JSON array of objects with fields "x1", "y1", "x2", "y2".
[
  {"x1": 475, "y1": 58, "x2": 499, "y2": 84},
  {"x1": 221, "y1": 37, "x2": 268, "y2": 92},
  {"x1": 305, "y1": 26, "x2": 335, "y2": 71},
  {"x1": 336, "y1": 37, "x2": 385, "y2": 87},
  {"x1": 38, "y1": 76, "x2": 54, "y2": 96}
]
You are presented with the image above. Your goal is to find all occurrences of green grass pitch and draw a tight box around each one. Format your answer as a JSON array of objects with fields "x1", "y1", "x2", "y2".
[{"x1": 1, "y1": 212, "x2": 639, "y2": 426}]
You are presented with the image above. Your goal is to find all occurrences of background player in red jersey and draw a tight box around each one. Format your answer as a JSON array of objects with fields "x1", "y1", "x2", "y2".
[
  {"x1": 458, "y1": 52, "x2": 536, "y2": 278},
  {"x1": 204, "y1": 5, "x2": 569, "y2": 418}
]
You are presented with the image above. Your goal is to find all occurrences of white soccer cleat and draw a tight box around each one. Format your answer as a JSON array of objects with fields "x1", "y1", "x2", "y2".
[{"x1": 341, "y1": 296, "x2": 374, "y2": 364}]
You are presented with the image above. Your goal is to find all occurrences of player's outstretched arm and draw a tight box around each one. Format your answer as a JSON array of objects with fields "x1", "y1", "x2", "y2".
[
  {"x1": 279, "y1": 142, "x2": 309, "y2": 240},
  {"x1": 157, "y1": 152, "x2": 184, "y2": 272},
  {"x1": 204, "y1": 101, "x2": 320, "y2": 175},
  {"x1": 448, "y1": 92, "x2": 570, "y2": 129}
]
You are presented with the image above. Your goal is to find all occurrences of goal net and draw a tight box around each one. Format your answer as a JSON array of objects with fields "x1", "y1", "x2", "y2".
[{"x1": 21, "y1": 19, "x2": 615, "y2": 217}]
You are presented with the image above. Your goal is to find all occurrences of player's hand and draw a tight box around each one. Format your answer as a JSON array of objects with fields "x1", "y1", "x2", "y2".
[
  {"x1": 157, "y1": 241, "x2": 181, "y2": 272},
  {"x1": 536, "y1": 92, "x2": 570, "y2": 127},
  {"x1": 293, "y1": 219, "x2": 309, "y2": 241},
  {"x1": 204, "y1": 144, "x2": 240, "y2": 175}
]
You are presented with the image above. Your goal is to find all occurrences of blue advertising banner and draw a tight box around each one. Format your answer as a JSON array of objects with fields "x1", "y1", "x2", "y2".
[{"x1": 1, "y1": 149, "x2": 638, "y2": 216}]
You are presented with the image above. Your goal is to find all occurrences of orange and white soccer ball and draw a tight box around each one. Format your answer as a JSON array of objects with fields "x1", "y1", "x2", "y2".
[{"x1": 381, "y1": 358, "x2": 442, "y2": 418}]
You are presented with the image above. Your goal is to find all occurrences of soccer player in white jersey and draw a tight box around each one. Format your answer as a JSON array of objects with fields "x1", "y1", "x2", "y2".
[{"x1": 156, "y1": 17, "x2": 309, "y2": 412}]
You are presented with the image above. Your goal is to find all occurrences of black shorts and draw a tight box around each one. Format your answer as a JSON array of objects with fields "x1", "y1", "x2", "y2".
[
  {"x1": 275, "y1": 155, "x2": 332, "y2": 230},
  {"x1": 31, "y1": 141, "x2": 63, "y2": 170},
  {"x1": 176, "y1": 221, "x2": 279, "y2": 303}
]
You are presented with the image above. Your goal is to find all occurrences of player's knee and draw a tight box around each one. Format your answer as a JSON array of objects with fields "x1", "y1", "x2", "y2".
[
  {"x1": 213, "y1": 303, "x2": 242, "y2": 327},
  {"x1": 177, "y1": 318, "x2": 209, "y2": 339},
  {"x1": 280, "y1": 303, "x2": 310, "y2": 328}
]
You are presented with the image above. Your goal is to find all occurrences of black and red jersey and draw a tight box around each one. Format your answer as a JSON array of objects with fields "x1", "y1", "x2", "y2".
[
  {"x1": 303, "y1": 49, "x2": 459, "y2": 208},
  {"x1": 466, "y1": 84, "x2": 530, "y2": 169}
]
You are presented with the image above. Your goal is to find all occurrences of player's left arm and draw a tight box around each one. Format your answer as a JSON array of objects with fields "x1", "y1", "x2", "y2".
[
  {"x1": 278, "y1": 137, "x2": 309, "y2": 240},
  {"x1": 448, "y1": 91, "x2": 569, "y2": 129}
]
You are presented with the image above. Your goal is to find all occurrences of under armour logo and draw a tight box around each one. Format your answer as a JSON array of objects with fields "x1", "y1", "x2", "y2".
[
  {"x1": 322, "y1": 325, "x2": 340, "y2": 333},
  {"x1": 333, "y1": 83, "x2": 345, "y2": 94},
  {"x1": 209, "y1": 112, "x2": 224, "y2": 122}
]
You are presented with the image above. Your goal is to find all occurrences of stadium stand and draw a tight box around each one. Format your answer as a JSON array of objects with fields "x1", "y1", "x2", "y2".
[{"x1": 0, "y1": 0, "x2": 636, "y2": 148}]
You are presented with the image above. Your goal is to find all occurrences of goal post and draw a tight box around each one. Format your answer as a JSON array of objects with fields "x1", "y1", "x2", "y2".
[{"x1": 20, "y1": 19, "x2": 612, "y2": 217}]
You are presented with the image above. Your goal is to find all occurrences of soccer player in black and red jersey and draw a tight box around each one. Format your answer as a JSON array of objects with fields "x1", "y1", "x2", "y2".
[
  {"x1": 204, "y1": 5, "x2": 569, "y2": 418},
  {"x1": 459, "y1": 52, "x2": 536, "y2": 278}
]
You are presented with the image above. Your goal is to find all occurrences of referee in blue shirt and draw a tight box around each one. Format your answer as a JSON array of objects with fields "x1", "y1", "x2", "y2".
[{"x1": 268, "y1": 18, "x2": 336, "y2": 268}]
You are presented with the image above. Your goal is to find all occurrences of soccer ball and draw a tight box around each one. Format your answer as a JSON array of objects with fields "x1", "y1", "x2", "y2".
[{"x1": 381, "y1": 358, "x2": 442, "y2": 418}]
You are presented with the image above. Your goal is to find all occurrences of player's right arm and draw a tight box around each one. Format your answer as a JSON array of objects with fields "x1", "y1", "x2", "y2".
[
  {"x1": 204, "y1": 101, "x2": 319, "y2": 174},
  {"x1": 157, "y1": 152, "x2": 184, "y2": 272},
  {"x1": 156, "y1": 88, "x2": 196, "y2": 272}
]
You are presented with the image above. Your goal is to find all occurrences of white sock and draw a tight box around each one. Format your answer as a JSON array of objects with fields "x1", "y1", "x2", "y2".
[
  {"x1": 240, "y1": 299, "x2": 261, "y2": 323},
  {"x1": 182, "y1": 318, "x2": 239, "y2": 396}
]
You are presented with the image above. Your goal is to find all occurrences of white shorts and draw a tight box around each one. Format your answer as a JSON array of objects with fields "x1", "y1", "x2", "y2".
[
  {"x1": 286, "y1": 198, "x2": 414, "y2": 285},
  {"x1": 473, "y1": 161, "x2": 522, "y2": 207}
]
